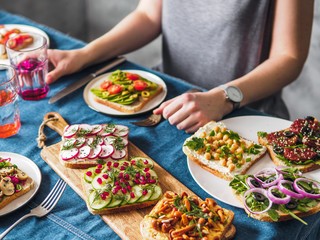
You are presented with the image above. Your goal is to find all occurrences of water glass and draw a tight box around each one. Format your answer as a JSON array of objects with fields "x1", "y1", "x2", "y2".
[
  {"x1": 0, "y1": 64, "x2": 20, "y2": 138},
  {"x1": 6, "y1": 32, "x2": 49, "y2": 100}
]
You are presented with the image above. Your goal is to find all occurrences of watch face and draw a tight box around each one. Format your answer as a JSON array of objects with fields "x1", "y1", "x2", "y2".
[{"x1": 226, "y1": 86, "x2": 243, "y2": 102}]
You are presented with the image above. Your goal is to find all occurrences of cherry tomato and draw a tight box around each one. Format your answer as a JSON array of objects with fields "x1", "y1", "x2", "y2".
[
  {"x1": 107, "y1": 84, "x2": 122, "y2": 95},
  {"x1": 126, "y1": 73, "x2": 140, "y2": 80},
  {"x1": 100, "y1": 80, "x2": 112, "y2": 90},
  {"x1": 133, "y1": 80, "x2": 147, "y2": 91}
]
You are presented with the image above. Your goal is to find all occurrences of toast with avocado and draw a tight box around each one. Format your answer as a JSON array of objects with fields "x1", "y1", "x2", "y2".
[
  {"x1": 0, "y1": 157, "x2": 34, "y2": 210},
  {"x1": 90, "y1": 69, "x2": 163, "y2": 113},
  {"x1": 81, "y1": 157, "x2": 162, "y2": 215},
  {"x1": 183, "y1": 121, "x2": 267, "y2": 181},
  {"x1": 257, "y1": 116, "x2": 320, "y2": 173}
]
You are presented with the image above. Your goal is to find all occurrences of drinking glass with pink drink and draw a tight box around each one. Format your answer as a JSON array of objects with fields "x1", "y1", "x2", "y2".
[{"x1": 6, "y1": 32, "x2": 49, "y2": 100}]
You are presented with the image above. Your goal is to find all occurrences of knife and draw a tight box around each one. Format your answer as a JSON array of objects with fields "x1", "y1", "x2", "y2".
[{"x1": 49, "y1": 56, "x2": 126, "y2": 104}]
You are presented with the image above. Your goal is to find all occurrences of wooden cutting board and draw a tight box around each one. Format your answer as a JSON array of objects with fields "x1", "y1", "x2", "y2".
[{"x1": 40, "y1": 112, "x2": 235, "y2": 240}]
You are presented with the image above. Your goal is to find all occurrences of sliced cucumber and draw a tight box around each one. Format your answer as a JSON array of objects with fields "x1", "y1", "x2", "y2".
[
  {"x1": 84, "y1": 167, "x2": 96, "y2": 183},
  {"x1": 120, "y1": 192, "x2": 131, "y2": 206},
  {"x1": 127, "y1": 185, "x2": 143, "y2": 204},
  {"x1": 147, "y1": 169, "x2": 158, "y2": 180},
  {"x1": 149, "y1": 185, "x2": 162, "y2": 201},
  {"x1": 88, "y1": 190, "x2": 112, "y2": 210},
  {"x1": 108, "y1": 194, "x2": 123, "y2": 208},
  {"x1": 117, "y1": 160, "x2": 131, "y2": 168},
  {"x1": 131, "y1": 157, "x2": 154, "y2": 169},
  {"x1": 137, "y1": 187, "x2": 153, "y2": 203},
  {"x1": 92, "y1": 173, "x2": 113, "y2": 190}
]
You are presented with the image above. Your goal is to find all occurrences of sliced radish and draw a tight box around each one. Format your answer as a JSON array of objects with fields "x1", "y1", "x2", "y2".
[
  {"x1": 88, "y1": 145, "x2": 102, "y2": 159},
  {"x1": 104, "y1": 136, "x2": 117, "y2": 145},
  {"x1": 113, "y1": 125, "x2": 129, "y2": 137},
  {"x1": 63, "y1": 125, "x2": 79, "y2": 138},
  {"x1": 75, "y1": 137, "x2": 86, "y2": 148},
  {"x1": 62, "y1": 138, "x2": 77, "y2": 148},
  {"x1": 111, "y1": 149, "x2": 127, "y2": 160},
  {"x1": 86, "y1": 138, "x2": 94, "y2": 146},
  {"x1": 61, "y1": 148, "x2": 79, "y2": 161},
  {"x1": 79, "y1": 124, "x2": 93, "y2": 135},
  {"x1": 99, "y1": 124, "x2": 116, "y2": 137},
  {"x1": 78, "y1": 145, "x2": 91, "y2": 159},
  {"x1": 90, "y1": 125, "x2": 103, "y2": 135},
  {"x1": 97, "y1": 137, "x2": 104, "y2": 145},
  {"x1": 122, "y1": 137, "x2": 128, "y2": 146},
  {"x1": 99, "y1": 145, "x2": 115, "y2": 159}
]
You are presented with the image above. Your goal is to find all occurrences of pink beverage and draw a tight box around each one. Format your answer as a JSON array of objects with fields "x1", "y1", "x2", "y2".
[{"x1": 14, "y1": 58, "x2": 49, "y2": 100}]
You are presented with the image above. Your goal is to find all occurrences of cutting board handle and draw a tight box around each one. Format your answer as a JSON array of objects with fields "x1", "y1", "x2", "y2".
[{"x1": 43, "y1": 112, "x2": 69, "y2": 136}]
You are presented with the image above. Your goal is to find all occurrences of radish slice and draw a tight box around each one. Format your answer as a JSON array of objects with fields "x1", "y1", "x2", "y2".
[
  {"x1": 97, "y1": 137, "x2": 104, "y2": 145},
  {"x1": 61, "y1": 148, "x2": 79, "y2": 161},
  {"x1": 75, "y1": 137, "x2": 86, "y2": 148},
  {"x1": 113, "y1": 125, "x2": 129, "y2": 137},
  {"x1": 122, "y1": 137, "x2": 128, "y2": 146},
  {"x1": 88, "y1": 145, "x2": 102, "y2": 159},
  {"x1": 78, "y1": 145, "x2": 91, "y2": 159},
  {"x1": 91, "y1": 125, "x2": 103, "y2": 135},
  {"x1": 104, "y1": 136, "x2": 117, "y2": 145},
  {"x1": 86, "y1": 138, "x2": 94, "y2": 146},
  {"x1": 62, "y1": 138, "x2": 77, "y2": 148},
  {"x1": 99, "y1": 124, "x2": 116, "y2": 136},
  {"x1": 79, "y1": 124, "x2": 93, "y2": 135},
  {"x1": 111, "y1": 149, "x2": 127, "y2": 160},
  {"x1": 99, "y1": 145, "x2": 115, "y2": 159},
  {"x1": 63, "y1": 125, "x2": 79, "y2": 138}
]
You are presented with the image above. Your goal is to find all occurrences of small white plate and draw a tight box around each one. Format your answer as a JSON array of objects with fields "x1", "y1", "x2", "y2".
[
  {"x1": 83, "y1": 69, "x2": 167, "y2": 116},
  {"x1": 0, "y1": 152, "x2": 42, "y2": 216},
  {"x1": 0, "y1": 24, "x2": 50, "y2": 65},
  {"x1": 187, "y1": 116, "x2": 320, "y2": 208}
]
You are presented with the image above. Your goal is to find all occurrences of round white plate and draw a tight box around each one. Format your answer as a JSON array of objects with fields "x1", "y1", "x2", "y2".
[
  {"x1": 0, "y1": 24, "x2": 50, "y2": 65},
  {"x1": 187, "y1": 116, "x2": 320, "y2": 208},
  {"x1": 83, "y1": 69, "x2": 167, "y2": 116},
  {"x1": 0, "y1": 152, "x2": 42, "y2": 216}
]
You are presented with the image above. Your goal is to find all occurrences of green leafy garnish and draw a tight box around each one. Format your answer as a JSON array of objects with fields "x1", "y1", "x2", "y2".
[{"x1": 184, "y1": 137, "x2": 205, "y2": 151}]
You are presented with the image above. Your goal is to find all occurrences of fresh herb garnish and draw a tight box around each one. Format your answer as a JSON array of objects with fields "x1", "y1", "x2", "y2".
[{"x1": 184, "y1": 137, "x2": 205, "y2": 151}]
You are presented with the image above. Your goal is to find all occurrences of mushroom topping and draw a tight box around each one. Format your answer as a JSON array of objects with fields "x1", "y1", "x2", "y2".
[
  {"x1": 0, "y1": 177, "x2": 15, "y2": 196},
  {"x1": 15, "y1": 171, "x2": 28, "y2": 180},
  {"x1": 0, "y1": 166, "x2": 15, "y2": 176}
]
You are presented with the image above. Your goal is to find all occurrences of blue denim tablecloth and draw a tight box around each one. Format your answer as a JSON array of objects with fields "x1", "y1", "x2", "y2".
[{"x1": 0, "y1": 10, "x2": 319, "y2": 240}]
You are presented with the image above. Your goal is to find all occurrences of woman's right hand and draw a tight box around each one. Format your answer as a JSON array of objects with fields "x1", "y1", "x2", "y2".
[{"x1": 46, "y1": 48, "x2": 87, "y2": 84}]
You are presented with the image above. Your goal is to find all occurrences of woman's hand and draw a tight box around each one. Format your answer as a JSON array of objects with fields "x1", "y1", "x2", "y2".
[
  {"x1": 153, "y1": 88, "x2": 233, "y2": 133},
  {"x1": 46, "y1": 49, "x2": 87, "y2": 84}
]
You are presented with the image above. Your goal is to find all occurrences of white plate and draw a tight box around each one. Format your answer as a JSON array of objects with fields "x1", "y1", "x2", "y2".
[
  {"x1": 187, "y1": 116, "x2": 320, "y2": 208},
  {"x1": 0, "y1": 24, "x2": 50, "y2": 65},
  {"x1": 83, "y1": 69, "x2": 167, "y2": 116},
  {"x1": 0, "y1": 152, "x2": 42, "y2": 216}
]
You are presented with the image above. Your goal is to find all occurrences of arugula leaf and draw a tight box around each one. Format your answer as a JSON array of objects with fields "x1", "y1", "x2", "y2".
[{"x1": 184, "y1": 137, "x2": 205, "y2": 151}]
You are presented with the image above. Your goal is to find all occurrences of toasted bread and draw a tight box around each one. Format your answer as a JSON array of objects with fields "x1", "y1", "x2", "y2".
[{"x1": 183, "y1": 121, "x2": 267, "y2": 181}]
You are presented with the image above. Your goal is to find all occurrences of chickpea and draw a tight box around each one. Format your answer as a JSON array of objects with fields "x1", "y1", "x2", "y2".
[
  {"x1": 220, "y1": 159, "x2": 227, "y2": 167},
  {"x1": 200, "y1": 131, "x2": 206, "y2": 138},
  {"x1": 206, "y1": 136, "x2": 213, "y2": 143},
  {"x1": 221, "y1": 127, "x2": 226, "y2": 133},
  {"x1": 236, "y1": 147, "x2": 244, "y2": 154},
  {"x1": 227, "y1": 156, "x2": 233, "y2": 162},
  {"x1": 216, "y1": 132, "x2": 223, "y2": 140},
  {"x1": 247, "y1": 142, "x2": 254, "y2": 148},
  {"x1": 212, "y1": 141, "x2": 219, "y2": 150},
  {"x1": 213, "y1": 126, "x2": 220, "y2": 133},
  {"x1": 205, "y1": 152, "x2": 211, "y2": 160},
  {"x1": 226, "y1": 139, "x2": 233, "y2": 146},
  {"x1": 223, "y1": 134, "x2": 229, "y2": 141},
  {"x1": 228, "y1": 163, "x2": 235, "y2": 171},
  {"x1": 213, "y1": 153, "x2": 220, "y2": 160}
]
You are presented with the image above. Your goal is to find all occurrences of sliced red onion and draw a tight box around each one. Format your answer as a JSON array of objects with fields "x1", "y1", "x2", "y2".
[
  {"x1": 267, "y1": 185, "x2": 291, "y2": 205},
  {"x1": 246, "y1": 177, "x2": 258, "y2": 188},
  {"x1": 275, "y1": 166, "x2": 302, "y2": 176},
  {"x1": 293, "y1": 178, "x2": 320, "y2": 199},
  {"x1": 253, "y1": 167, "x2": 280, "y2": 188},
  {"x1": 243, "y1": 188, "x2": 272, "y2": 214},
  {"x1": 262, "y1": 174, "x2": 283, "y2": 188},
  {"x1": 0, "y1": 158, "x2": 11, "y2": 163},
  {"x1": 278, "y1": 180, "x2": 304, "y2": 199}
]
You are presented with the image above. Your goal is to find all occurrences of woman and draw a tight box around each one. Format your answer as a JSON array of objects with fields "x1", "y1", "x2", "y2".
[{"x1": 46, "y1": 0, "x2": 314, "y2": 133}]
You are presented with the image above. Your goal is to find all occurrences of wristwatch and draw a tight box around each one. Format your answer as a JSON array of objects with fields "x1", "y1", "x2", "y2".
[{"x1": 218, "y1": 84, "x2": 243, "y2": 110}]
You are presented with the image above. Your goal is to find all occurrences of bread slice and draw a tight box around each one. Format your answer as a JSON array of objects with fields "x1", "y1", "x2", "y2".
[
  {"x1": 81, "y1": 157, "x2": 162, "y2": 215},
  {"x1": 0, "y1": 161, "x2": 34, "y2": 210},
  {"x1": 93, "y1": 84, "x2": 163, "y2": 114},
  {"x1": 140, "y1": 191, "x2": 235, "y2": 240},
  {"x1": 183, "y1": 121, "x2": 267, "y2": 181},
  {"x1": 257, "y1": 117, "x2": 320, "y2": 173},
  {"x1": 59, "y1": 123, "x2": 129, "y2": 169}
]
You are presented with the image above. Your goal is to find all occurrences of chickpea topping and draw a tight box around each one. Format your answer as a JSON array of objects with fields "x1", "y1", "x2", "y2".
[
  {"x1": 222, "y1": 134, "x2": 229, "y2": 141},
  {"x1": 221, "y1": 127, "x2": 226, "y2": 133},
  {"x1": 205, "y1": 152, "x2": 211, "y2": 160},
  {"x1": 236, "y1": 147, "x2": 243, "y2": 154},
  {"x1": 220, "y1": 159, "x2": 227, "y2": 167},
  {"x1": 228, "y1": 163, "x2": 235, "y2": 172},
  {"x1": 216, "y1": 132, "x2": 223, "y2": 140},
  {"x1": 200, "y1": 132, "x2": 206, "y2": 138},
  {"x1": 226, "y1": 139, "x2": 233, "y2": 146},
  {"x1": 247, "y1": 142, "x2": 254, "y2": 148},
  {"x1": 213, "y1": 126, "x2": 220, "y2": 133},
  {"x1": 213, "y1": 153, "x2": 220, "y2": 160}
]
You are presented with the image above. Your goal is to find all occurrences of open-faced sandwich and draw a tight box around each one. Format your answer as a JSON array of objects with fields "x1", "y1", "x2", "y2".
[
  {"x1": 229, "y1": 166, "x2": 320, "y2": 224},
  {"x1": 0, "y1": 157, "x2": 34, "y2": 210},
  {"x1": 140, "y1": 191, "x2": 236, "y2": 240},
  {"x1": 258, "y1": 116, "x2": 320, "y2": 173},
  {"x1": 81, "y1": 157, "x2": 162, "y2": 214},
  {"x1": 0, "y1": 25, "x2": 34, "y2": 59},
  {"x1": 59, "y1": 123, "x2": 129, "y2": 169},
  {"x1": 90, "y1": 69, "x2": 163, "y2": 113},
  {"x1": 183, "y1": 121, "x2": 267, "y2": 181}
]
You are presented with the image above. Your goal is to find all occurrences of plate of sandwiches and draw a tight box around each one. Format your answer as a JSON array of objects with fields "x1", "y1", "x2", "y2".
[
  {"x1": 0, "y1": 152, "x2": 42, "y2": 216},
  {"x1": 83, "y1": 69, "x2": 167, "y2": 116},
  {"x1": 184, "y1": 116, "x2": 320, "y2": 209}
]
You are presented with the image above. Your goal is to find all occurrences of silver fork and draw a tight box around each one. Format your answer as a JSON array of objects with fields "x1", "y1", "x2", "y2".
[
  {"x1": 130, "y1": 88, "x2": 202, "y2": 127},
  {"x1": 0, "y1": 179, "x2": 67, "y2": 239}
]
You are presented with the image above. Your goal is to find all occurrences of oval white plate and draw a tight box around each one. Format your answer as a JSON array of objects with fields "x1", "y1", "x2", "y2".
[
  {"x1": 83, "y1": 69, "x2": 167, "y2": 116},
  {"x1": 187, "y1": 116, "x2": 320, "y2": 208},
  {"x1": 0, "y1": 24, "x2": 50, "y2": 65},
  {"x1": 0, "y1": 152, "x2": 42, "y2": 216}
]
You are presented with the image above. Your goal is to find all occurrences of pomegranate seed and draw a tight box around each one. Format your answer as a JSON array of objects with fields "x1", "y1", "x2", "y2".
[
  {"x1": 134, "y1": 179, "x2": 140, "y2": 184},
  {"x1": 86, "y1": 171, "x2": 92, "y2": 176},
  {"x1": 107, "y1": 161, "x2": 112, "y2": 167},
  {"x1": 131, "y1": 192, "x2": 135, "y2": 198},
  {"x1": 131, "y1": 160, "x2": 136, "y2": 165},
  {"x1": 112, "y1": 188, "x2": 118, "y2": 194},
  {"x1": 117, "y1": 185, "x2": 122, "y2": 189},
  {"x1": 124, "y1": 162, "x2": 129, "y2": 166},
  {"x1": 102, "y1": 174, "x2": 109, "y2": 179},
  {"x1": 118, "y1": 172, "x2": 124, "y2": 178},
  {"x1": 115, "y1": 180, "x2": 119, "y2": 185},
  {"x1": 120, "y1": 166, "x2": 125, "y2": 170},
  {"x1": 107, "y1": 167, "x2": 112, "y2": 171},
  {"x1": 150, "y1": 179, "x2": 156, "y2": 184},
  {"x1": 95, "y1": 169, "x2": 101, "y2": 174},
  {"x1": 136, "y1": 172, "x2": 140, "y2": 178},
  {"x1": 101, "y1": 194, "x2": 106, "y2": 200},
  {"x1": 140, "y1": 175, "x2": 145, "y2": 181},
  {"x1": 120, "y1": 178, "x2": 125, "y2": 183},
  {"x1": 125, "y1": 174, "x2": 130, "y2": 180},
  {"x1": 141, "y1": 181, "x2": 146, "y2": 185},
  {"x1": 97, "y1": 164, "x2": 103, "y2": 169},
  {"x1": 122, "y1": 188, "x2": 127, "y2": 194},
  {"x1": 173, "y1": 207, "x2": 178, "y2": 211},
  {"x1": 103, "y1": 192, "x2": 109, "y2": 196},
  {"x1": 146, "y1": 172, "x2": 151, "y2": 178},
  {"x1": 142, "y1": 189, "x2": 148, "y2": 195},
  {"x1": 144, "y1": 168, "x2": 150, "y2": 172},
  {"x1": 97, "y1": 178, "x2": 102, "y2": 184},
  {"x1": 143, "y1": 160, "x2": 148, "y2": 165},
  {"x1": 113, "y1": 162, "x2": 119, "y2": 168},
  {"x1": 127, "y1": 185, "x2": 132, "y2": 191}
]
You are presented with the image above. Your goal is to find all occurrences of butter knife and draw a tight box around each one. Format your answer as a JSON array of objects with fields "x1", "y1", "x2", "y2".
[{"x1": 49, "y1": 56, "x2": 126, "y2": 104}]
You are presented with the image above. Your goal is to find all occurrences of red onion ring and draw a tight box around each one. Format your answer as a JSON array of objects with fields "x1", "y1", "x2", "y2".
[
  {"x1": 262, "y1": 174, "x2": 283, "y2": 188},
  {"x1": 275, "y1": 166, "x2": 302, "y2": 176},
  {"x1": 253, "y1": 167, "x2": 280, "y2": 188},
  {"x1": 267, "y1": 185, "x2": 291, "y2": 205},
  {"x1": 293, "y1": 178, "x2": 320, "y2": 199},
  {"x1": 0, "y1": 158, "x2": 10, "y2": 163},
  {"x1": 243, "y1": 188, "x2": 272, "y2": 214},
  {"x1": 278, "y1": 180, "x2": 304, "y2": 199},
  {"x1": 246, "y1": 177, "x2": 257, "y2": 188}
]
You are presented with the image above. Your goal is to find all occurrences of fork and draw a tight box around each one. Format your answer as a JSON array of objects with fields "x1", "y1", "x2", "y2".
[
  {"x1": 130, "y1": 88, "x2": 202, "y2": 127},
  {"x1": 0, "y1": 179, "x2": 67, "y2": 239}
]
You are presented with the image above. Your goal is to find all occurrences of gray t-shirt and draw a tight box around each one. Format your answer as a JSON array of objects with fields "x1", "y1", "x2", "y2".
[{"x1": 161, "y1": 0, "x2": 289, "y2": 119}]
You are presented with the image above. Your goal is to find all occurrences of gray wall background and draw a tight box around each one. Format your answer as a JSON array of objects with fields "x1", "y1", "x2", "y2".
[{"x1": 2, "y1": 0, "x2": 319, "y2": 120}]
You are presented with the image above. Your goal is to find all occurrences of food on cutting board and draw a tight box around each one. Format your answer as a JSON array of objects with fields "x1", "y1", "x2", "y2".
[
  {"x1": 0, "y1": 25, "x2": 34, "y2": 59},
  {"x1": 258, "y1": 116, "x2": 320, "y2": 173},
  {"x1": 81, "y1": 157, "x2": 162, "y2": 214},
  {"x1": 183, "y1": 121, "x2": 267, "y2": 181},
  {"x1": 90, "y1": 69, "x2": 163, "y2": 113},
  {"x1": 59, "y1": 123, "x2": 129, "y2": 169},
  {"x1": 140, "y1": 191, "x2": 235, "y2": 240},
  {"x1": 229, "y1": 166, "x2": 320, "y2": 224},
  {"x1": 0, "y1": 157, "x2": 34, "y2": 210}
]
